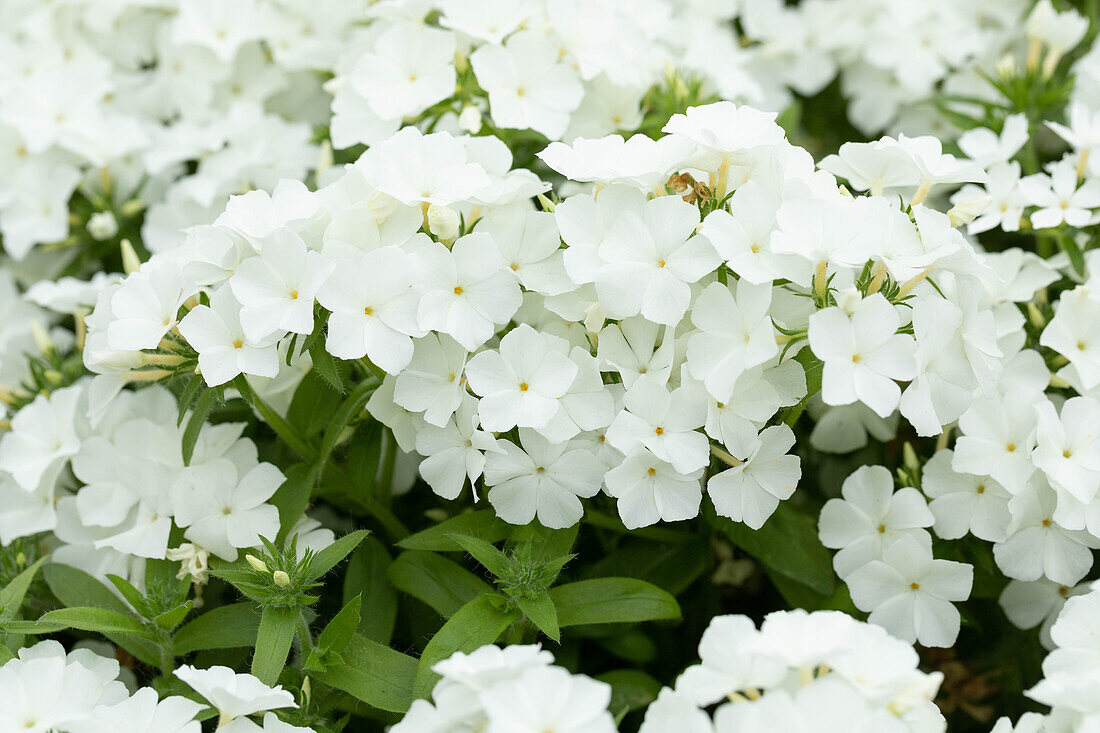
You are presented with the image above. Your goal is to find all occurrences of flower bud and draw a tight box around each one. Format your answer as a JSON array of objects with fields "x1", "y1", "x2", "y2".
[
  {"x1": 30, "y1": 320, "x2": 54, "y2": 355},
  {"x1": 947, "y1": 192, "x2": 991, "y2": 227},
  {"x1": 87, "y1": 211, "x2": 119, "y2": 241},
  {"x1": 427, "y1": 204, "x2": 461, "y2": 241},
  {"x1": 120, "y1": 239, "x2": 142, "y2": 275},
  {"x1": 245, "y1": 554, "x2": 269, "y2": 573},
  {"x1": 459, "y1": 104, "x2": 482, "y2": 134},
  {"x1": 836, "y1": 287, "x2": 862, "y2": 315},
  {"x1": 273, "y1": 570, "x2": 291, "y2": 587}
]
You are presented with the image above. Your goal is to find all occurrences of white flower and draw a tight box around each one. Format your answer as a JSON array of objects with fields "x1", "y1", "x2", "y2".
[
  {"x1": 921, "y1": 449, "x2": 1011, "y2": 543},
  {"x1": 818, "y1": 465, "x2": 934, "y2": 579},
  {"x1": 958, "y1": 114, "x2": 1029, "y2": 168},
  {"x1": 952, "y1": 392, "x2": 1041, "y2": 495},
  {"x1": 0, "y1": 641, "x2": 129, "y2": 733},
  {"x1": 478, "y1": 665, "x2": 616, "y2": 733},
  {"x1": 347, "y1": 23, "x2": 455, "y2": 120},
  {"x1": 178, "y1": 287, "x2": 280, "y2": 387},
  {"x1": 596, "y1": 317, "x2": 674, "y2": 388},
  {"x1": 1027, "y1": 0, "x2": 1089, "y2": 55},
  {"x1": 818, "y1": 141, "x2": 919, "y2": 196},
  {"x1": 173, "y1": 665, "x2": 295, "y2": 724},
  {"x1": 846, "y1": 534, "x2": 973, "y2": 647},
  {"x1": 356, "y1": 128, "x2": 491, "y2": 207},
  {"x1": 994, "y1": 480, "x2": 1097, "y2": 585},
  {"x1": 1021, "y1": 160, "x2": 1100, "y2": 229},
  {"x1": 674, "y1": 615, "x2": 785, "y2": 705},
  {"x1": 1041, "y1": 285, "x2": 1100, "y2": 391},
  {"x1": 394, "y1": 334, "x2": 469, "y2": 428},
  {"x1": 593, "y1": 194, "x2": 720, "y2": 326},
  {"x1": 106, "y1": 261, "x2": 197, "y2": 352},
  {"x1": 465, "y1": 324, "x2": 578, "y2": 432},
  {"x1": 703, "y1": 361, "x2": 805, "y2": 460},
  {"x1": 414, "y1": 233, "x2": 522, "y2": 351},
  {"x1": 707, "y1": 424, "x2": 801, "y2": 530},
  {"x1": 808, "y1": 294, "x2": 917, "y2": 418},
  {"x1": 476, "y1": 207, "x2": 572, "y2": 296},
  {"x1": 470, "y1": 31, "x2": 584, "y2": 140},
  {"x1": 0, "y1": 384, "x2": 85, "y2": 491},
  {"x1": 662, "y1": 101, "x2": 787, "y2": 171},
  {"x1": 605, "y1": 450, "x2": 703, "y2": 529},
  {"x1": 697, "y1": 182, "x2": 803, "y2": 284},
  {"x1": 686, "y1": 280, "x2": 778, "y2": 402},
  {"x1": 68, "y1": 688, "x2": 203, "y2": 733},
  {"x1": 484, "y1": 429, "x2": 604, "y2": 528},
  {"x1": 604, "y1": 376, "x2": 709, "y2": 475},
  {"x1": 317, "y1": 246, "x2": 424, "y2": 373},
  {"x1": 416, "y1": 395, "x2": 500, "y2": 501},
  {"x1": 228, "y1": 229, "x2": 335, "y2": 343},
  {"x1": 1033, "y1": 396, "x2": 1100, "y2": 504},
  {"x1": 1000, "y1": 579, "x2": 1082, "y2": 649},
  {"x1": 171, "y1": 460, "x2": 283, "y2": 561}
]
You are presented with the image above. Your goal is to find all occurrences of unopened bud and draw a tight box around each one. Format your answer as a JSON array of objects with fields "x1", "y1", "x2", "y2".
[
  {"x1": 118, "y1": 198, "x2": 145, "y2": 218},
  {"x1": 1027, "y1": 302, "x2": 1046, "y2": 329},
  {"x1": 902, "y1": 442, "x2": 920, "y2": 477},
  {"x1": 836, "y1": 287, "x2": 862, "y2": 315},
  {"x1": 273, "y1": 570, "x2": 291, "y2": 587},
  {"x1": 30, "y1": 320, "x2": 54, "y2": 355},
  {"x1": 427, "y1": 204, "x2": 461, "y2": 241},
  {"x1": 536, "y1": 193, "x2": 556, "y2": 213},
  {"x1": 459, "y1": 104, "x2": 482, "y2": 134},
  {"x1": 947, "y1": 193, "x2": 991, "y2": 227},
  {"x1": 996, "y1": 54, "x2": 1017, "y2": 80},
  {"x1": 317, "y1": 139, "x2": 334, "y2": 179},
  {"x1": 120, "y1": 239, "x2": 142, "y2": 274},
  {"x1": 87, "y1": 211, "x2": 118, "y2": 241},
  {"x1": 245, "y1": 554, "x2": 269, "y2": 573}
]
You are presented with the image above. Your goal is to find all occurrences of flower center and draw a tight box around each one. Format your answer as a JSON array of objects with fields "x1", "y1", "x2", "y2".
[{"x1": 519, "y1": 382, "x2": 529, "y2": 392}]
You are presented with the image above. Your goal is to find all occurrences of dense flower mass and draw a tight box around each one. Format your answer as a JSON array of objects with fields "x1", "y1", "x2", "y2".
[{"x1": 5, "y1": 0, "x2": 1100, "y2": 731}]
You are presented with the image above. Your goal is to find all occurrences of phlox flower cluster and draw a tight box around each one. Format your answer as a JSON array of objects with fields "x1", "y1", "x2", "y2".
[
  {"x1": 0, "y1": 640, "x2": 309, "y2": 733},
  {"x1": 637, "y1": 609, "x2": 948, "y2": 733}
]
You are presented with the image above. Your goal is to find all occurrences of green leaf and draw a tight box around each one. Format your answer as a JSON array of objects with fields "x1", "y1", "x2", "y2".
[
  {"x1": 448, "y1": 534, "x2": 509, "y2": 578},
  {"x1": 314, "y1": 379, "x2": 377, "y2": 485},
  {"x1": 581, "y1": 538, "x2": 706, "y2": 595},
  {"x1": 252, "y1": 605, "x2": 299, "y2": 685},
  {"x1": 397, "y1": 510, "x2": 511, "y2": 552},
  {"x1": 154, "y1": 601, "x2": 193, "y2": 631},
  {"x1": 1, "y1": 619, "x2": 66, "y2": 634},
  {"x1": 182, "y1": 388, "x2": 218, "y2": 465},
  {"x1": 317, "y1": 595, "x2": 361, "y2": 655},
  {"x1": 174, "y1": 602, "x2": 261, "y2": 654},
  {"x1": 43, "y1": 564, "x2": 162, "y2": 664},
  {"x1": 706, "y1": 501, "x2": 836, "y2": 595},
  {"x1": 287, "y1": 371, "x2": 343, "y2": 438},
  {"x1": 0, "y1": 557, "x2": 47, "y2": 616},
  {"x1": 550, "y1": 578, "x2": 680, "y2": 627},
  {"x1": 413, "y1": 594, "x2": 519, "y2": 698},
  {"x1": 104, "y1": 574, "x2": 145, "y2": 614},
  {"x1": 343, "y1": 539, "x2": 397, "y2": 644},
  {"x1": 596, "y1": 670, "x2": 662, "y2": 717},
  {"x1": 271, "y1": 463, "x2": 315, "y2": 541},
  {"x1": 176, "y1": 374, "x2": 204, "y2": 427},
  {"x1": 314, "y1": 633, "x2": 418, "y2": 713},
  {"x1": 38, "y1": 607, "x2": 153, "y2": 637},
  {"x1": 387, "y1": 551, "x2": 491, "y2": 618},
  {"x1": 307, "y1": 530, "x2": 370, "y2": 582},
  {"x1": 309, "y1": 337, "x2": 346, "y2": 393},
  {"x1": 515, "y1": 594, "x2": 559, "y2": 642}
]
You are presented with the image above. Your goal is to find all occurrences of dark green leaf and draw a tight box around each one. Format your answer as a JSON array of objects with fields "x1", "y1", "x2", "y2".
[
  {"x1": 413, "y1": 594, "x2": 519, "y2": 698},
  {"x1": 550, "y1": 578, "x2": 680, "y2": 627},
  {"x1": 397, "y1": 511, "x2": 511, "y2": 552},
  {"x1": 309, "y1": 338, "x2": 346, "y2": 394},
  {"x1": 104, "y1": 574, "x2": 145, "y2": 614},
  {"x1": 706, "y1": 501, "x2": 836, "y2": 595},
  {"x1": 596, "y1": 670, "x2": 661, "y2": 717},
  {"x1": 174, "y1": 603, "x2": 261, "y2": 654},
  {"x1": 252, "y1": 605, "x2": 299, "y2": 685},
  {"x1": 307, "y1": 530, "x2": 369, "y2": 582},
  {"x1": 317, "y1": 595, "x2": 361, "y2": 655},
  {"x1": 177, "y1": 374, "x2": 204, "y2": 427},
  {"x1": 271, "y1": 464, "x2": 315, "y2": 541},
  {"x1": 182, "y1": 388, "x2": 218, "y2": 465},
  {"x1": 343, "y1": 539, "x2": 397, "y2": 644},
  {"x1": 287, "y1": 372, "x2": 343, "y2": 439},
  {"x1": 448, "y1": 535, "x2": 509, "y2": 578},
  {"x1": 0, "y1": 557, "x2": 47, "y2": 616},
  {"x1": 314, "y1": 633, "x2": 417, "y2": 713},
  {"x1": 154, "y1": 601, "x2": 193, "y2": 631},
  {"x1": 515, "y1": 594, "x2": 559, "y2": 642},
  {"x1": 387, "y1": 551, "x2": 491, "y2": 618},
  {"x1": 39, "y1": 607, "x2": 153, "y2": 637}
]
